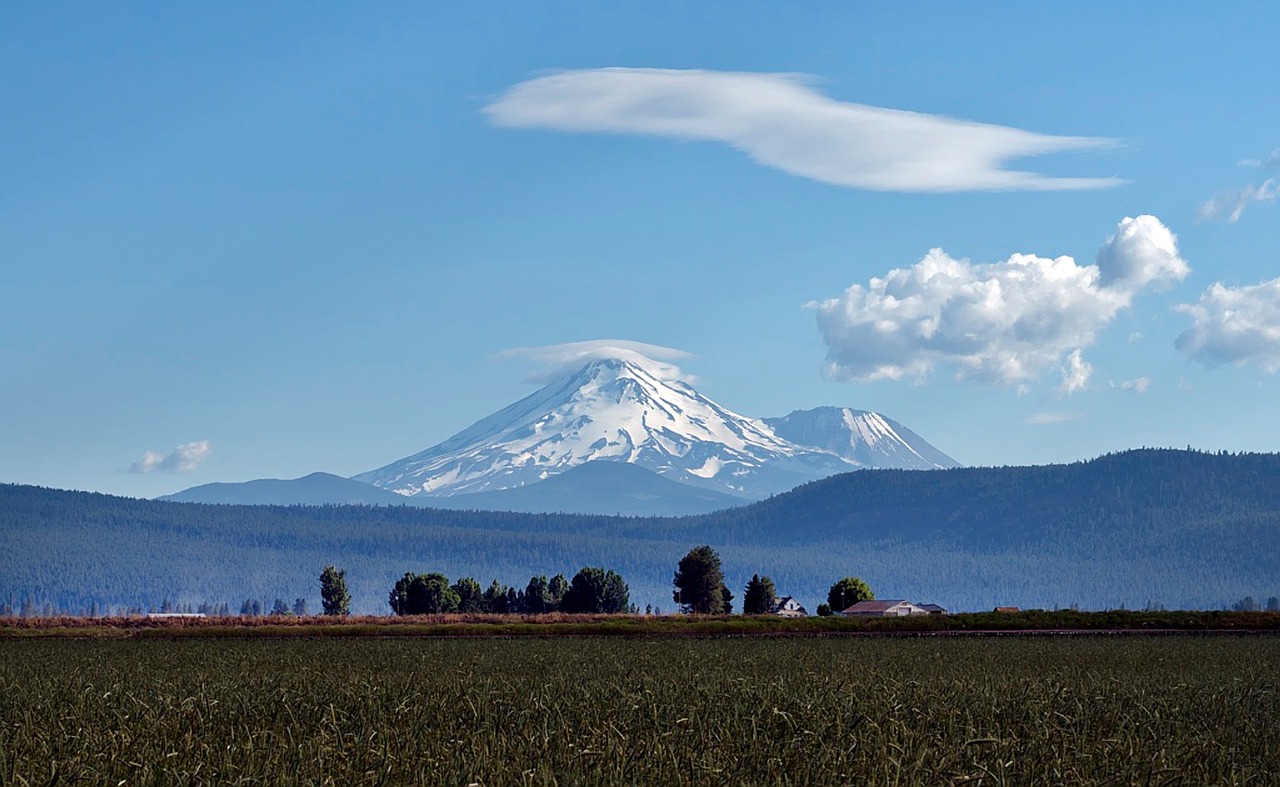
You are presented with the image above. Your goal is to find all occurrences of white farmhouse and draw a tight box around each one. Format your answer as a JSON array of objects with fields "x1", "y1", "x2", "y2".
[{"x1": 771, "y1": 596, "x2": 808, "y2": 617}]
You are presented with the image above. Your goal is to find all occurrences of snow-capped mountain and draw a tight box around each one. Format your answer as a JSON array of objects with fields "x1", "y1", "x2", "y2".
[
  {"x1": 353, "y1": 356, "x2": 860, "y2": 500},
  {"x1": 764, "y1": 407, "x2": 959, "y2": 471},
  {"x1": 161, "y1": 353, "x2": 961, "y2": 513}
]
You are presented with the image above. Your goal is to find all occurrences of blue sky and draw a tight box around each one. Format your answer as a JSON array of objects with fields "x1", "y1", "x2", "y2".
[{"x1": 3, "y1": 3, "x2": 1279, "y2": 497}]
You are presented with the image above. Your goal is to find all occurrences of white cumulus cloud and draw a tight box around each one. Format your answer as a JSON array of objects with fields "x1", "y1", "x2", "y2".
[
  {"x1": 495, "y1": 339, "x2": 694, "y2": 383},
  {"x1": 130, "y1": 440, "x2": 212, "y2": 474},
  {"x1": 1095, "y1": 214, "x2": 1190, "y2": 291},
  {"x1": 809, "y1": 215, "x2": 1188, "y2": 390},
  {"x1": 1175, "y1": 278, "x2": 1280, "y2": 372},
  {"x1": 485, "y1": 68, "x2": 1122, "y2": 193}
]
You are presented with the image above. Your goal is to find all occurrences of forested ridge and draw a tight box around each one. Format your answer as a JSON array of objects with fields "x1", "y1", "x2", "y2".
[{"x1": 3, "y1": 449, "x2": 1277, "y2": 613}]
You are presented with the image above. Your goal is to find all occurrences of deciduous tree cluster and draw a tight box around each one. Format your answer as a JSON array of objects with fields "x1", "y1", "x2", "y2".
[{"x1": 388, "y1": 568, "x2": 632, "y2": 615}]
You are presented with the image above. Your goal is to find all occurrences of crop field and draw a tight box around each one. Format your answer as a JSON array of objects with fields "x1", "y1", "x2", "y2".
[{"x1": 1, "y1": 636, "x2": 1277, "y2": 785}]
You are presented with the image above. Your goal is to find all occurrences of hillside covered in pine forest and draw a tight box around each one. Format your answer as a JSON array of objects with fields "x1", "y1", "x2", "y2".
[{"x1": 2, "y1": 449, "x2": 1277, "y2": 614}]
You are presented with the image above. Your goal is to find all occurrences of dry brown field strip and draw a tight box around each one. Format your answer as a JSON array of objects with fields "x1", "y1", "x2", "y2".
[{"x1": 1, "y1": 610, "x2": 1278, "y2": 639}]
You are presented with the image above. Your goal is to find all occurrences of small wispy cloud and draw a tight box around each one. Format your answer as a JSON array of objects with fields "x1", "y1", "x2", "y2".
[
  {"x1": 1112, "y1": 377, "x2": 1151, "y2": 393},
  {"x1": 1238, "y1": 149, "x2": 1280, "y2": 170},
  {"x1": 1059, "y1": 350, "x2": 1093, "y2": 394},
  {"x1": 1025, "y1": 412, "x2": 1085, "y2": 425},
  {"x1": 1201, "y1": 147, "x2": 1279, "y2": 223},
  {"x1": 130, "y1": 440, "x2": 212, "y2": 474},
  {"x1": 1196, "y1": 179, "x2": 1277, "y2": 223},
  {"x1": 494, "y1": 339, "x2": 694, "y2": 383},
  {"x1": 486, "y1": 68, "x2": 1123, "y2": 193}
]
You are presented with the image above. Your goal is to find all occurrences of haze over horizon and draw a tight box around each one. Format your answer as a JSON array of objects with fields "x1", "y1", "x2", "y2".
[{"x1": 4, "y1": 4, "x2": 1279, "y2": 498}]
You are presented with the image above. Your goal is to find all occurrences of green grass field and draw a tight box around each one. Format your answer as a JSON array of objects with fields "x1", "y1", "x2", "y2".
[{"x1": 2, "y1": 636, "x2": 1277, "y2": 785}]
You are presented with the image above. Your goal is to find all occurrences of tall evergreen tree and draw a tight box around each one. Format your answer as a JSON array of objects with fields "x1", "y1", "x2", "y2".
[
  {"x1": 320, "y1": 565, "x2": 350, "y2": 616},
  {"x1": 524, "y1": 575, "x2": 551, "y2": 614},
  {"x1": 453, "y1": 577, "x2": 485, "y2": 612},
  {"x1": 389, "y1": 572, "x2": 414, "y2": 615},
  {"x1": 548, "y1": 574, "x2": 570, "y2": 610},
  {"x1": 742, "y1": 573, "x2": 778, "y2": 615},
  {"x1": 673, "y1": 545, "x2": 731, "y2": 614},
  {"x1": 483, "y1": 580, "x2": 510, "y2": 613}
]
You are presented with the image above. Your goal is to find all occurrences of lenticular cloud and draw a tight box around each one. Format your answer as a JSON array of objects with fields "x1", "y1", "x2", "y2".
[
  {"x1": 486, "y1": 68, "x2": 1122, "y2": 193},
  {"x1": 494, "y1": 339, "x2": 694, "y2": 384},
  {"x1": 810, "y1": 216, "x2": 1188, "y2": 390}
]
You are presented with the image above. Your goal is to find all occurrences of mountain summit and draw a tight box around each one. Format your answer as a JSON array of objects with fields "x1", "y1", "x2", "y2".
[{"x1": 353, "y1": 355, "x2": 956, "y2": 501}]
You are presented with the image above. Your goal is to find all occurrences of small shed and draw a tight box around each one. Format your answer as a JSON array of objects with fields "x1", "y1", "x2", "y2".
[
  {"x1": 917, "y1": 603, "x2": 948, "y2": 615},
  {"x1": 993, "y1": 606, "x2": 1020, "y2": 613}
]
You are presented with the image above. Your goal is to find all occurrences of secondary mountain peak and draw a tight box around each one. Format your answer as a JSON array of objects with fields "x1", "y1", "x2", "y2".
[{"x1": 765, "y1": 407, "x2": 960, "y2": 470}]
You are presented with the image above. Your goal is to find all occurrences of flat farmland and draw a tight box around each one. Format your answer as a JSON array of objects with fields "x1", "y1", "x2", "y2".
[{"x1": 1, "y1": 637, "x2": 1277, "y2": 785}]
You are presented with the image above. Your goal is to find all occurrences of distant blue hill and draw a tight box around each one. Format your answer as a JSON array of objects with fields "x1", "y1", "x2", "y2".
[{"x1": 160, "y1": 473, "x2": 409, "y2": 507}]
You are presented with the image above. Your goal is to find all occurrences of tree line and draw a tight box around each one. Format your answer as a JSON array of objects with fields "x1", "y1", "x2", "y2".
[
  {"x1": 313, "y1": 564, "x2": 633, "y2": 616},
  {"x1": 386, "y1": 568, "x2": 632, "y2": 615},
  {"x1": 311, "y1": 547, "x2": 879, "y2": 618}
]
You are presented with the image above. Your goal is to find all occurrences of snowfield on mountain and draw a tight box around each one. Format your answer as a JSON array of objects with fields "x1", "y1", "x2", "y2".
[{"x1": 354, "y1": 354, "x2": 958, "y2": 501}]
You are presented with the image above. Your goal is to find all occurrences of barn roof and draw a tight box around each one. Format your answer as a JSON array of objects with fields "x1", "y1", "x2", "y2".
[{"x1": 842, "y1": 599, "x2": 909, "y2": 613}]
